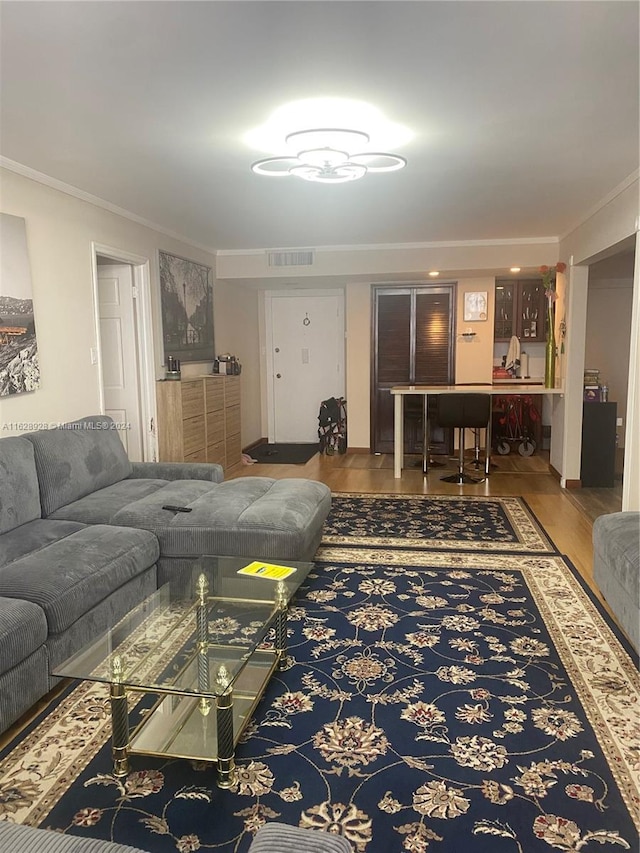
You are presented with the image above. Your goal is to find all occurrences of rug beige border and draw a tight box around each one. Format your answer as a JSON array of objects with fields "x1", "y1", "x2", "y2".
[{"x1": 322, "y1": 493, "x2": 556, "y2": 553}]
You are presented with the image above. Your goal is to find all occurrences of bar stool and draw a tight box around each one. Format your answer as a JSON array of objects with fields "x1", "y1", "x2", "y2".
[
  {"x1": 436, "y1": 393, "x2": 492, "y2": 484},
  {"x1": 404, "y1": 395, "x2": 445, "y2": 474}
]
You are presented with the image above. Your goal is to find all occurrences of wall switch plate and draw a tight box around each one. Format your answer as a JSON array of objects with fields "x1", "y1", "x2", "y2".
[
  {"x1": 616, "y1": 417, "x2": 623, "y2": 426},
  {"x1": 90, "y1": 347, "x2": 98, "y2": 365}
]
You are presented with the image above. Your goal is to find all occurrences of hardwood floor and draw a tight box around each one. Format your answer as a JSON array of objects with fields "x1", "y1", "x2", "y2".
[{"x1": 231, "y1": 447, "x2": 628, "y2": 642}]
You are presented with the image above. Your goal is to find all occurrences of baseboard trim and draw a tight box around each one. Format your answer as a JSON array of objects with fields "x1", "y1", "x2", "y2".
[
  {"x1": 346, "y1": 446, "x2": 370, "y2": 454},
  {"x1": 243, "y1": 438, "x2": 267, "y2": 452},
  {"x1": 564, "y1": 479, "x2": 582, "y2": 489}
]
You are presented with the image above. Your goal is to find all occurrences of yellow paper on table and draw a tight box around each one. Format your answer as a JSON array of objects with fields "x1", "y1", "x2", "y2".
[{"x1": 237, "y1": 561, "x2": 297, "y2": 580}]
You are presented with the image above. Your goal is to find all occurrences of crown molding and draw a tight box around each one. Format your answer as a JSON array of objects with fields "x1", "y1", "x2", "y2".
[
  {"x1": 217, "y1": 235, "x2": 559, "y2": 257},
  {"x1": 559, "y1": 169, "x2": 640, "y2": 243},
  {"x1": 0, "y1": 156, "x2": 218, "y2": 256}
]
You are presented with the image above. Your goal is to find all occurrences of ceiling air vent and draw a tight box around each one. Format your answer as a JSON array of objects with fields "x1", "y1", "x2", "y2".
[{"x1": 267, "y1": 249, "x2": 314, "y2": 267}]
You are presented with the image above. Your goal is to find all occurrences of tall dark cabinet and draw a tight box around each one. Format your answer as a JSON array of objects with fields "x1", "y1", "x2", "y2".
[
  {"x1": 371, "y1": 285, "x2": 455, "y2": 454},
  {"x1": 581, "y1": 402, "x2": 617, "y2": 487}
]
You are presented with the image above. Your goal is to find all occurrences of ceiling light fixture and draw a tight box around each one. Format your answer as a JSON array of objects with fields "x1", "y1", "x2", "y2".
[
  {"x1": 510, "y1": 267, "x2": 521, "y2": 273},
  {"x1": 428, "y1": 271, "x2": 440, "y2": 277},
  {"x1": 251, "y1": 128, "x2": 407, "y2": 184}
]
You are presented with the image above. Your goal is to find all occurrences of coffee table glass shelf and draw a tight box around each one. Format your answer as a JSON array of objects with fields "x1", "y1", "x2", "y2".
[{"x1": 53, "y1": 556, "x2": 313, "y2": 788}]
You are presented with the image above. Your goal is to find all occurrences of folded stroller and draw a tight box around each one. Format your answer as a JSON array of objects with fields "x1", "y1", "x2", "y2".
[{"x1": 318, "y1": 397, "x2": 347, "y2": 455}]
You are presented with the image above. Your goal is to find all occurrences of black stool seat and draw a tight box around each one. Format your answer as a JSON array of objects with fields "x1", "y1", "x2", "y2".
[{"x1": 436, "y1": 393, "x2": 491, "y2": 484}]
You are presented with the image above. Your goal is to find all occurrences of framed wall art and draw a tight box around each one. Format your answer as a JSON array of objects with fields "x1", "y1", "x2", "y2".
[
  {"x1": 0, "y1": 213, "x2": 40, "y2": 396},
  {"x1": 463, "y1": 291, "x2": 488, "y2": 322},
  {"x1": 159, "y1": 251, "x2": 214, "y2": 363}
]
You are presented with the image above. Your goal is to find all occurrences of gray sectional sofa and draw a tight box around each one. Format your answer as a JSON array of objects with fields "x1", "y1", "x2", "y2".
[{"x1": 0, "y1": 415, "x2": 331, "y2": 734}]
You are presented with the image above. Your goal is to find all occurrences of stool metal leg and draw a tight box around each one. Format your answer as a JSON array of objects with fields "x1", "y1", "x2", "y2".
[{"x1": 441, "y1": 427, "x2": 484, "y2": 485}]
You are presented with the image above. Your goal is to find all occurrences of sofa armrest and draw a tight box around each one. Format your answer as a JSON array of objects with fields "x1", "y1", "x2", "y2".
[{"x1": 129, "y1": 461, "x2": 224, "y2": 483}]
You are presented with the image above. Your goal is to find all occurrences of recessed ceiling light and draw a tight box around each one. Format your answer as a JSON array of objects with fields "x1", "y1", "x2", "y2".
[
  {"x1": 428, "y1": 271, "x2": 439, "y2": 277},
  {"x1": 510, "y1": 267, "x2": 521, "y2": 273}
]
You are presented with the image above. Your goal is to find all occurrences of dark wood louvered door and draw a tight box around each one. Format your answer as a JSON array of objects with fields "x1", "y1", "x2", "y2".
[{"x1": 371, "y1": 285, "x2": 455, "y2": 454}]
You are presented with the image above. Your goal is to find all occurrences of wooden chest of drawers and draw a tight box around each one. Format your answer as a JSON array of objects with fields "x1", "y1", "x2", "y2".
[{"x1": 156, "y1": 375, "x2": 241, "y2": 473}]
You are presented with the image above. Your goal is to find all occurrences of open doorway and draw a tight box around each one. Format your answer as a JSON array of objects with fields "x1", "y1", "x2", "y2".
[
  {"x1": 572, "y1": 243, "x2": 635, "y2": 519},
  {"x1": 91, "y1": 244, "x2": 157, "y2": 462}
]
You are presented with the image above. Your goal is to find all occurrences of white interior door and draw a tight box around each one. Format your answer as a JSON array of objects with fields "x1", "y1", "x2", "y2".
[
  {"x1": 267, "y1": 290, "x2": 345, "y2": 443},
  {"x1": 97, "y1": 263, "x2": 143, "y2": 459}
]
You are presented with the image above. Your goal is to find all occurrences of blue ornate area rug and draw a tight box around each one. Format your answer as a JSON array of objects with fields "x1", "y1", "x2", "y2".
[
  {"x1": 1, "y1": 550, "x2": 637, "y2": 852},
  {"x1": 322, "y1": 494, "x2": 557, "y2": 554}
]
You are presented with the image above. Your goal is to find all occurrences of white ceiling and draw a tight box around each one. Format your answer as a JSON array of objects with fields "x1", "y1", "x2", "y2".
[{"x1": 1, "y1": 1, "x2": 638, "y2": 254}]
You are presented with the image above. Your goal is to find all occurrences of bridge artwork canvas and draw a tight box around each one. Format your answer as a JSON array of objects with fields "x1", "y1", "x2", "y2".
[{"x1": 0, "y1": 213, "x2": 39, "y2": 396}]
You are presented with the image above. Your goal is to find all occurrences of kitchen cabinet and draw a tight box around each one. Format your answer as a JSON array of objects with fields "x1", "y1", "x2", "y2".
[{"x1": 494, "y1": 279, "x2": 547, "y2": 343}]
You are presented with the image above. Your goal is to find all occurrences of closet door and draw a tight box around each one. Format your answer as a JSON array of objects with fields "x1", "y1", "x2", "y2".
[{"x1": 371, "y1": 285, "x2": 455, "y2": 454}]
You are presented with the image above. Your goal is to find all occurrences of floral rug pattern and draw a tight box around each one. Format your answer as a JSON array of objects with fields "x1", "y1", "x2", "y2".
[
  {"x1": 0, "y1": 550, "x2": 637, "y2": 853},
  {"x1": 322, "y1": 494, "x2": 556, "y2": 553}
]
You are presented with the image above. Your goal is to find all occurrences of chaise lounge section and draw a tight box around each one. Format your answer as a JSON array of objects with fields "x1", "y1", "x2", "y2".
[{"x1": 24, "y1": 416, "x2": 330, "y2": 584}]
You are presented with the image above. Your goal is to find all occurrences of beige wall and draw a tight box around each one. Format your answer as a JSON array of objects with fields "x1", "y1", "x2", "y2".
[
  {"x1": 0, "y1": 168, "x2": 218, "y2": 441},
  {"x1": 585, "y1": 280, "x2": 633, "y2": 445},
  {"x1": 560, "y1": 176, "x2": 639, "y2": 510},
  {"x1": 213, "y1": 281, "x2": 261, "y2": 447},
  {"x1": 454, "y1": 278, "x2": 495, "y2": 384},
  {"x1": 217, "y1": 240, "x2": 559, "y2": 281},
  {"x1": 345, "y1": 282, "x2": 371, "y2": 448}
]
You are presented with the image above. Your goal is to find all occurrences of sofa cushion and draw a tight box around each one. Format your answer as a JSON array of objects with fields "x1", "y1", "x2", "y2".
[
  {"x1": 0, "y1": 436, "x2": 42, "y2": 534},
  {"x1": 0, "y1": 822, "x2": 151, "y2": 853},
  {"x1": 0, "y1": 525, "x2": 159, "y2": 634},
  {"x1": 0, "y1": 596, "x2": 48, "y2": 670},
  {"x1": 249, "y1": 823, "x2": 352, "y2": 853},
  {"x1": 113, "y1": 477, "x2": 331, "y2": 561},
  {"x1": 47, "y1": 478, "x2": 172, "y2": 524},
  {"x1": 24, "y1": 416, "x2": 133, "y2": 517},
  {"x1": 0, "y1": 518, "x2": 86, "y2": 570}
]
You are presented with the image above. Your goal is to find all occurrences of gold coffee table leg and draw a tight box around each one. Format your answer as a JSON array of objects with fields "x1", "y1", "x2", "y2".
[
  {"x1": 275, "y1": 580, "x2": 288, "y2": 670},
  {"x1": 110, "y1": 655, "x2": 129, "y2": 778},
  {"x1": 215, "y1": 664, "x2": 235, "y2": 788}
]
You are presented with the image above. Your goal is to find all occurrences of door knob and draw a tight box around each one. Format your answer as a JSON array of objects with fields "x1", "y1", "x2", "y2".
[
  {"x1": 276, "y1": 373, "x2": 282, "y2": 379},
  {"x1": 275, "y1": 347, "x2": 280, "y2": 353}
]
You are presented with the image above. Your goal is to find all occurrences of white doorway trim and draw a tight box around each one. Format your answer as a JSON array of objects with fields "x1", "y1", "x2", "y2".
[{"x1": 90, "y1": 243, "x2": 157, "y2": 461}]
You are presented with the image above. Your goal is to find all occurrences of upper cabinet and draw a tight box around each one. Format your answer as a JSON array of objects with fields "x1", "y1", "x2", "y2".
[{"x1": 494, "y1": 278, "x2": 547, "y2": 343}]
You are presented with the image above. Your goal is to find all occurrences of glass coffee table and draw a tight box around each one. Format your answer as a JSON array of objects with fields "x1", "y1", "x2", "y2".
[{"x1": 53, "y1": 555, "x2": 313, "y2": 788}]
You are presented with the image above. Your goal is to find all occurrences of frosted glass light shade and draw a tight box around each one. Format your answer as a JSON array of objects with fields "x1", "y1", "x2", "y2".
[{"x1": 251, "y1": 127, "x2": 406, "y2": 183}]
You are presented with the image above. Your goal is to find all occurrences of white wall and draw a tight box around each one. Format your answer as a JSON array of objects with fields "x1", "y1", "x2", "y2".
[
  {"x1": 455, "y1": 277, "x2": 494, "y2": 384},
  {"x1": 0, "y1": 168, "x2": 218, "y2": 437},
  {"x1": 585, "y1": 279, "x2": 633, "y2": 445},
  {"x1": 560, "y1": 176, "x2": 639, "y2": 510}
]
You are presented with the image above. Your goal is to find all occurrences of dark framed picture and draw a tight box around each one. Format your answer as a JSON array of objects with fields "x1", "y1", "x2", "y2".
[{"x1": 159, "y1": 251, "x2": 214, "y2": 363}]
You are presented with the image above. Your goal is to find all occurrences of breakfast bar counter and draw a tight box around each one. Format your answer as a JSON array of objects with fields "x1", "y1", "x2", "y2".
[{"x1": 390, "y1": 384, "x2": 565, "y2": 478}]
